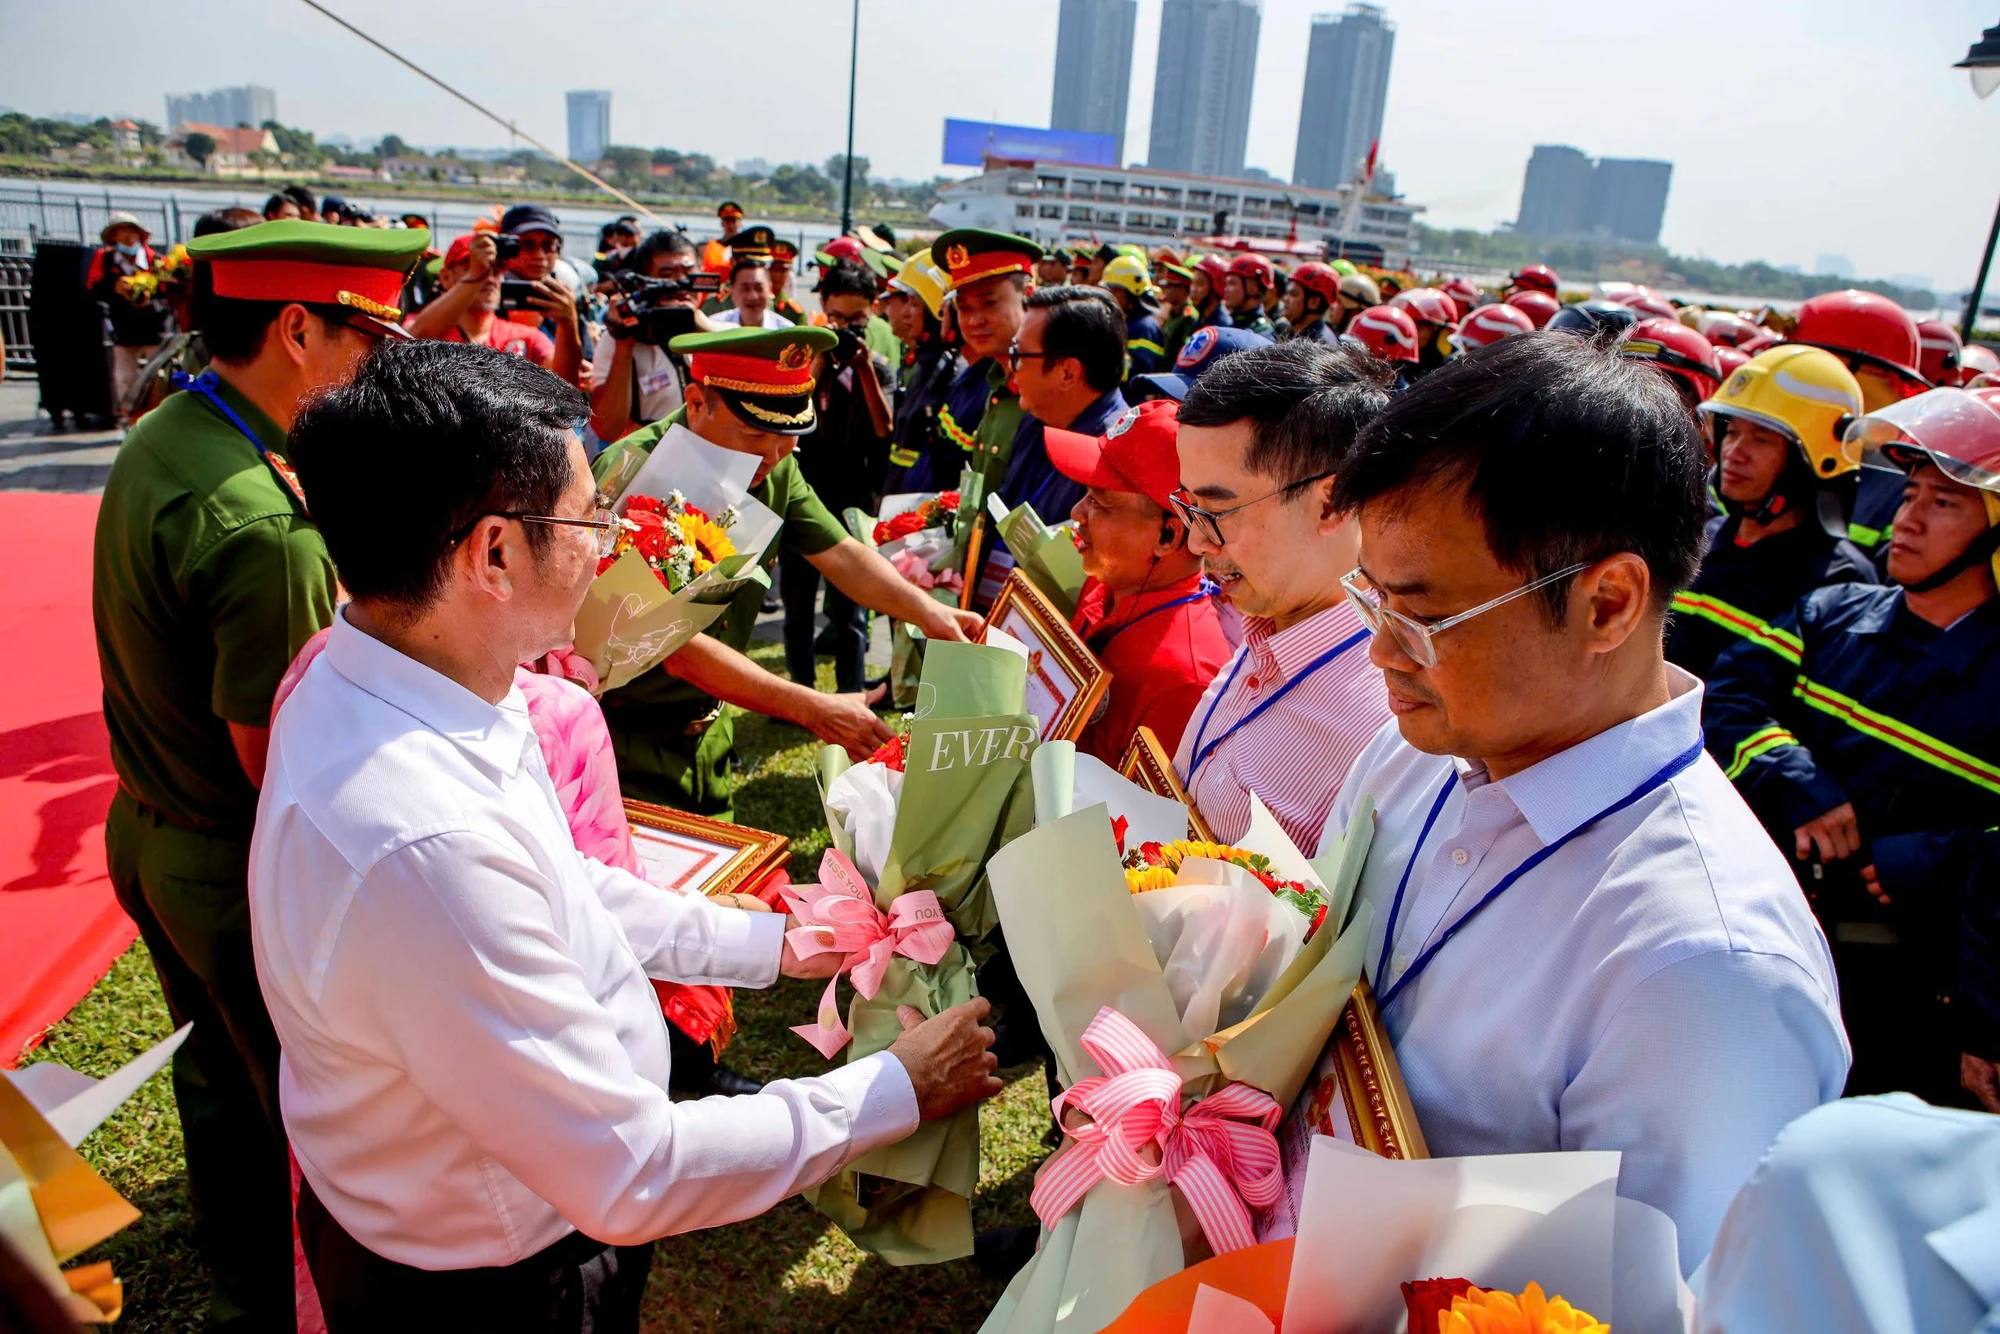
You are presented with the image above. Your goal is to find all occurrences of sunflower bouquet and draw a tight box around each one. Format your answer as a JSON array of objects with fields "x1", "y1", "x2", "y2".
[
  {"x1": 1124, "y1": 838, "x2": 1332, "y2": 939},
  {"x1": 598, "y1": 490, "x2": 739, "y2": 593}
]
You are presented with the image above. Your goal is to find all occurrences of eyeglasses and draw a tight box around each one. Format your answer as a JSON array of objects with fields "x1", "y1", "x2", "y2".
[
  {"x1": 1339, "y1": 563, "x2": 1590, "y2": 668},
  {"x1": 1167, "y1": 472, "x2": 1333, "y2": 547},
  {"x1": 1006, "y1": 338, "x2": 1065, "y2": 369},
  {"x1": 453, "y1": 507, "x2": 621, "y2": 557}
]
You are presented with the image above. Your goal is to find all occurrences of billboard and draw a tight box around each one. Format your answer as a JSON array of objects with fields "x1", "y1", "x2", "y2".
[{"x1": 941, "y1": 119, "x2": 1118, "y2": 169}]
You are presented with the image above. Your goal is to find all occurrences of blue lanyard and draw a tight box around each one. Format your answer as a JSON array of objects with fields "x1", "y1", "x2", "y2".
[
  {"x1": 1089, "y1": 579, "x2": 1216, "y2": 652},
  {"x1": 1374, "y1": 735, "x2": 1706, "y2": 1013},
  {"x1": 172, "y1": 369, "x2": 310, "y2": 512},
  {"x1": 1186, "y1": 625, "x2": 1370, "y2": 776}
]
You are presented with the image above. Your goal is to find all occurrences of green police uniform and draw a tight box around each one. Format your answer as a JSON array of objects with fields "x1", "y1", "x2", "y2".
[
  {"x1": 931, "y1": 228, "x2": 1041, "y2": 494},
  {"x1": 91, "y1": 219, "x2": 425, "y2": 1329},
  {"x1": 589, "y1": 326, "x2": 848, "y2": 817}
]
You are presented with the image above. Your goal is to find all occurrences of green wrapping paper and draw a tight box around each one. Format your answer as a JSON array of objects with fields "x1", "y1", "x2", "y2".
[
  {"x1": 807, "y1": 639, "x2": 1040, "y2": 1263},
  {"x1": 988, "y1": 495, "x2": 1087, "y2": 620}
]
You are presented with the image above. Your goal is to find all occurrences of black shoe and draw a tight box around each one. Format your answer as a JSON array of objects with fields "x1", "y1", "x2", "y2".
[
  {"x1": 974, "y1": 1224, "x2": 1041, "y2": 1281},
  {"x1": 708, "y1": 1063, "x2": 766, "y2": 1097}
]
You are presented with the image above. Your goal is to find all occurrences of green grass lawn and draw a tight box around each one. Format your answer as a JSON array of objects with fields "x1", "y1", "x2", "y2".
[{"x1": 24, "y1": 643, "x2": 1047, "y2": 1332}]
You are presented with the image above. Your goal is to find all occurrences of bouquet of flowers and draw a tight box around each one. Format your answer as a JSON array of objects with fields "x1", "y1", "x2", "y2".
[
  {"x1": 847, "y1": 472, "x2": 985, "y2": 708},
  {"x1": 976, "y1": 742, "x2": 1383, "y2": 1334},
  {"x1": 987, "y1": 493, "x2": 1087, "y2": 620},
  {"x1": 572, "y1": 424, "x2": 782, "y2": 693},
  {"x1": 792, "y1": 637, "x2": 1043, "y2": 1263}
]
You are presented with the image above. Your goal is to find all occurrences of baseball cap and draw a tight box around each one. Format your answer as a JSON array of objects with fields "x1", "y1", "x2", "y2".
[
  {"x1": 1044, "y1": 399, "x2": 1183, "y2": 512},
  {"x1": 500, "y1": 204, "x2": 561, "y2": 237},
  {"x1": 1131, "y1": 325, "x2": 1274, "y2": 402}
]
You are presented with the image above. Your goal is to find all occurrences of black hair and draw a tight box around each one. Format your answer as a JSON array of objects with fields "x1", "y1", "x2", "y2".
[
  {"x1": 1178, "y1": 340, "x2": 1392, "y2": 486},
  {"x1": 288, "y1": 340, "x2": 585, "y2": 610},
  {"x1": 729, "y1": 256, "x2": 771, "y2": 283},
  {"x1": 1023, "y1": 284, "x2": 1125, "y2": 393},
  {"x1": 195, "y1": 208, "x2": 263, "y2": 237},
  {"x1": 262, "y1": 193, "x2": 294, "y2": 219},
  {"x1": 631, "y1": 228, "x2": 697, "y2": 276},
  {"x1": 815, "y1": 258, "x2": 879, "y2": 301},
  {"x1": 281, "y1": 183, "x2": 317, "y2": 215},
  {"x1": 191, "y1": 263, "x2": 343, "y2": 364},
  {"x1": 1333, "y1": 331, "x2": 1706, "y2": 621}
]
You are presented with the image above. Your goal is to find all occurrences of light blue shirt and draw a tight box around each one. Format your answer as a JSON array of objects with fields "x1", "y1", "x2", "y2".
[
  {"x1": 1695, "y1": 1094, "x2": 2000, "y2": 1333},
  {"x1": 1321, "y1": 667, "x2": 1849, "y2": 1273}
]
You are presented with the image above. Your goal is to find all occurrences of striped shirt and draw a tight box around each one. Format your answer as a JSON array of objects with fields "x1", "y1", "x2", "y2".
[{"x1": 1172, "y1": 600, "x2": 1391, "y2": 848}]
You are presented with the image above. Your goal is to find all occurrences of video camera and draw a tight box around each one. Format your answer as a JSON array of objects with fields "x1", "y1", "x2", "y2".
[{"x1": 612, "y1": 269, "x2": 723, "y2": 345}]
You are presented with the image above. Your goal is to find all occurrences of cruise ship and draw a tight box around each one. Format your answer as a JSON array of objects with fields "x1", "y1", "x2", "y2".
[{"x1": 927, "y1": 158, "x2": 1424, "y2": 268}]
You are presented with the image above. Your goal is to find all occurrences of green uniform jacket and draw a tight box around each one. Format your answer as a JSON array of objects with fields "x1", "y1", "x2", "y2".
[
  {"x1": 590, "y1": 412, "x2": 849, "y2": 814},
  {"x1": 968, "y1": 359, "x2": 1024, "y2": 497},
  {"x1": 93, "y1": 379, "x2": 335, "y2": 836}
]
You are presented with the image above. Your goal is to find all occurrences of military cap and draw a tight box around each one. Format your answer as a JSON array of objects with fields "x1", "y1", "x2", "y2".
[
  {"x1": 669, "y1": 325, "x2": 838, "y2": 436},
  {"x1": 770, "y1": 237, "x2": 799, "y2": 262},
  {"x1": 186, "y1": 218, "x2": 430, "y2": 337},
  {"x1": 1160, "y1": 261, "x2": 1195, "y2": 282},
  {"x1": 718, "y1": 200, "x2": 745, "y2": 219},
  {"x1": 931, "y1": 228, "x2": 1041, "y2": 290},
  {"x1": 732, "y1": 224, "x2": 776, "y2": 261}
]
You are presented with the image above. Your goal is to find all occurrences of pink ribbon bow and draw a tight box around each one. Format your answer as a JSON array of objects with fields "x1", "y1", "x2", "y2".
[
  {"x1": 778, "y1": 848, "x2": 956, "y2": 1058},
  {"x1": 1029, "y1": 1006, "x2": 1283, "y2": 1255}
]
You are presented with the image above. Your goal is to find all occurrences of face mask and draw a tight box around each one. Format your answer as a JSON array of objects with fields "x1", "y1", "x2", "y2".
[{"x1": 115, "y1": 241, "x2": 141, "y2": 257}]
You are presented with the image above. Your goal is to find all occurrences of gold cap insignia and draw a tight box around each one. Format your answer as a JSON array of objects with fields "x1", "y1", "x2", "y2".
[
  {"x1": 946, "y1": 244, "x2": 971, "y2": 270},
  {"x1": 777, "y1": 343, "x2": 812, "y2": 371}
]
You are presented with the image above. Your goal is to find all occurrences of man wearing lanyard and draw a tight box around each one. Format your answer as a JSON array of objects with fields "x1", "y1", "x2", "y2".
[
  {"x1": 1324, "y1": 331, "x2": 1847, "y2": 1272},
  {"x1": 1042, "y1": 398, "x2": 1234, "y2": 763},
  {"x1": 1169, "y1": 341, "x2": 1396, "y2": 847},
  {"x1": 92, "y1": 219, "x2": 428, "y2": 1329}
]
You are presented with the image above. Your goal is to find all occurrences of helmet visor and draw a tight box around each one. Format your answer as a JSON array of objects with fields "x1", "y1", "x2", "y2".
[{"x1": 1846, "y1": 388, "x2": 2000, "y2": 491}]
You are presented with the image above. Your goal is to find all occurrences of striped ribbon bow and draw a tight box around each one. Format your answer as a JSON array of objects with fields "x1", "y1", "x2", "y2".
[
  {"x1": 1029, "y1": 1006, "x2": 1284, "y2": 1254},
  {"x1": 778, "y1": 849, "x2": 955, "y2": 1058}
]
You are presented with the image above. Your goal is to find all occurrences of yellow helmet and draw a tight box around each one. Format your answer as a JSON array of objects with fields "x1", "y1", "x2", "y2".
[
  {"x1": 1101, "y1": 254, "x2": 1158, "y2": 300},
  {"x1": 888, "y1": 249, "x2": 949, "y2": 320},
  {"x1": 1698, "y1": 344, "x2": 1865, "y2": 481}
]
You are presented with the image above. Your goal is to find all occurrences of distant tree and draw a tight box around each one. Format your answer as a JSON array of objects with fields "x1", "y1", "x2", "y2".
[
  {"x1": 262, "y1": 120, "x2": 318, "y2": 160},
  {"x1": 136, "y1": 119, "x2": 163, "y2": 148},
  {"x1": 601, "y1": 144, "x2": 652, "y2": 178},
  {"x1": 825, "y1": 153, "x2": 870, "y2": 184},
  {"x1": 183, "y1": 131, "x2": 216, "y2": 167},
  {"x1": 772, "y1": 162, "x2": 833, "y2": 207},
  {"x1": 377, "y1": 133, "x2": 409, "y2": 160}
]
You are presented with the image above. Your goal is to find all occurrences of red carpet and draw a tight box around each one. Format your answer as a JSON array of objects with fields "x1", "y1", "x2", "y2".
[{"x1": 0, "y1": 492, "x2": 135, "y2": 1065}]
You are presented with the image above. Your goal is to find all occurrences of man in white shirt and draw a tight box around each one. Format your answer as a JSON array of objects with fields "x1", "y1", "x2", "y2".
[
  {"x1": 259, "y1": 339, "x2": 998, "y2": 1331},
  {"x1": 1170, "y1": 340, "x2": 1395, "y2": 847},
  {"x1": 1323, "y1": 331, "x2": 1848, "y2": 1274}
]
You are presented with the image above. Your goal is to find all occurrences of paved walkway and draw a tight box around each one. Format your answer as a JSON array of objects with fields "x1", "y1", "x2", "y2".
[{"x1": 0, "y1": 376, "x2": 123, "y2": 495}]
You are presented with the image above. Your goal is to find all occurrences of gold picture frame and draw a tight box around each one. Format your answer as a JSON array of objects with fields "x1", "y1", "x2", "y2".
[
  {"x1": 622, "y1": 801, "x2": 790, "y2": 899},
  {"x1": 959, "y1": 513, "x2": 987, "y2": 612},
  {"x1": 1117, "y1": 725, "x2": 1215, "y2": 843},
  {"x1": 985, "y1": 569, "x2": 1112, "y2": 744},
  {"x1": 1328, "y1": 978, "x2": 1428, "y2": 1159}
]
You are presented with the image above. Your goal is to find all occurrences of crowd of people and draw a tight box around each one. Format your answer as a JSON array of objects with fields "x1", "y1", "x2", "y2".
[{"x1": 67, "y1": 192, "x2": 2000, "y2": 1333}]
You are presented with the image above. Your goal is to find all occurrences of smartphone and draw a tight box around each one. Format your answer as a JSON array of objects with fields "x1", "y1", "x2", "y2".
[{"x1": 498, "y1": 278, "x2": 539, "y2": 313}]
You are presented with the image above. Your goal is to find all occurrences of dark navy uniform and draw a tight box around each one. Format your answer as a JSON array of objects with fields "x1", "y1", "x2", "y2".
[
  {"x1": 1667, "y1": 513, "x2": 1878, "y2": 683},
  {"x1": 1704, "y1": 583, "x2": 2000, "y2": 1102},
  {"x1": 915, "y1": 355, "x2": 996, "y2": 493},
  {"x1": 1125, "y1": 311, "x2": 1166, "y2": 378},
  {"x1": 1287, "y1": 317, "x2": 1341, "y2": 347},
  {"x1": 1848, "y1": 463, "x2": 1906, "y2": 572}
]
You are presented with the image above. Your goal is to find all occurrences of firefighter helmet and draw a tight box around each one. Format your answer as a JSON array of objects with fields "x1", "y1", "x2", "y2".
[
  {"x1": 1623, "y1": 318, "x2": 1723, "y2": 404},
  {"x1": 1700, "y1": 345, "x2": 1865, "y2": 480},
  {"x1": 1848, "y1": 386, "x2": 2000, "y2": 586},
  {"x1": 1506, "y1": 289, "x2": 1561, "y2": 328},
  {"x1": 1439, "y1": 276, "x2": 1481, "y2": 319},
  {"x1": 1391, "y1": 286, "x2": 1459, "y2": 329},
  {"x1": 1450, "y1": 302, "x2": 1536, "y2": 353},
  {"x1": 1347, "y1": 304, "x2": 1420, "y2": 362},
  {"x1": 1227, "y1": 252, "x2": 1276, "y2": 293},
  {"x1": 1507, "y1": 263, "x2": 1560, "y2": 296},
  {"x1": 1917, "y1": 319, "x2": 1965, "y2": 387},
  {"x1": 1290, "y1": 261, "x2": 1341, "y2": 307},
  {"x1": 1792, "y1": 289, "x2": 1927, "y2": 390}
]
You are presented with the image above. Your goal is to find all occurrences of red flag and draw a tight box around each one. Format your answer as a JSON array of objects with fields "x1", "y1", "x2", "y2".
[{"x1": 1361, "y1": 138, "x2": 1379, "y2": 187}]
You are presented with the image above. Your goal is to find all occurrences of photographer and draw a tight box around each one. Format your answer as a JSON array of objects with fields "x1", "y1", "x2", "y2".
[
  {"x1": 588, "y1": 230, "x2": 720, "y2": 443},
  {"x1": 404, "y1": 228, "x2": 583, "y2": 384},
  {"x1": 782, "y1": 260, "x2": 895, "y2": 690}
]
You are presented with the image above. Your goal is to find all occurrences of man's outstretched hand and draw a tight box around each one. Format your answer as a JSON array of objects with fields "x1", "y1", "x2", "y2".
[{"x1": 887, "y1": 998, "x2": 1002, "y2": 1121}]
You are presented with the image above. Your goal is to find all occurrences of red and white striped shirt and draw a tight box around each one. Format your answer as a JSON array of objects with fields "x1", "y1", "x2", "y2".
[{"x1": 1173, "y1": 600, "x2": 1391, "y2": 849}]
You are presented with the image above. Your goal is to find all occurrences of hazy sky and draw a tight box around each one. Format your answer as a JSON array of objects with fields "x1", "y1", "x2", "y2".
[{"x1": 6, "y1": 0, "x2": 1998, "y2": 290}]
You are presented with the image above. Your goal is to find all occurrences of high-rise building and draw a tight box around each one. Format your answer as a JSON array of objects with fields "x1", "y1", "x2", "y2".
[
  {"x1": 1052, "y1": 0, "x2": 1138, "y2": 165},
  {"x1": 165, "y1": 85, "x2": 277, "y2": 130},
  {"x1": 1583, "y1": 157, "x2": 1671, "y2": 244},
  {"x1": 1516, "y1": 145, "x2": 1672, "y2": 243},
  {"x1": 1292, "y1": 4, "x2": 1395, "y2": 191},
  {"x1": 1148, "y1": 0, "x2": 1261, "y2": 179},
  {"x1": 566, "y1": 90, "x2": 611, "y2": 164}
]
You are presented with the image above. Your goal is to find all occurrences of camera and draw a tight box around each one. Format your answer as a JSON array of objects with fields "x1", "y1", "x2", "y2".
[
  {"x1": 832, "y1": 326, "x2": 866, "y2": 366},
  {"x1": 489, "y1": 233, "x2": 522, "y2": 263},
  {"x1": 613, "y1": 270, "x2": 722, "y2": 345}
]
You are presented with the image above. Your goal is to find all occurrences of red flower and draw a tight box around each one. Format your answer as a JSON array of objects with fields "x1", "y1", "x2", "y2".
[
  {"x1": 1137, "y1": 841, "x2": 1165, "y2": 866},
  {"x1": 937, "y1": 490, "x2": 960, "y2": 510},
  {"x1": 1403, "y1": 1278, "x2": 1475, "y2": 1334},
  {"x1": 1111, "y1": 815, "x2": 1130, "y2": 856},
  {"x1": 868, "y1": 733, "x2": 908, "y2": 772},
  {"x1": 596, "y1": 554, "x2": 616, "y2": 576},
  {"x1": 624, "y1": 494, "x2": 662, "y2": 514}
]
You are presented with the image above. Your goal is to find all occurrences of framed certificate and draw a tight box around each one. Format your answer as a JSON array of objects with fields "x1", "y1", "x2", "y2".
[
  {"x1": 985, "y1": 569, "x2": 1112, "y2": 744},
  {"x1": 1118, "y1": 726, "x2": 1215, "y2": 842},
  {"x1": 622, "y1": 801, "x2": 789, "y2": 899},
  {"x1": 958, "y1": 513, "x2": 987, "y2": 612}
]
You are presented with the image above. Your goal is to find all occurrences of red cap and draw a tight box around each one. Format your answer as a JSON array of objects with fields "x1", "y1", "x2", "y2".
[
  {"x1": 445, "y1": 234, "x2": 475, "y2": 268},
  {"x1": 1045, "y1": 399, "x2": 1182, "y2": 512}
]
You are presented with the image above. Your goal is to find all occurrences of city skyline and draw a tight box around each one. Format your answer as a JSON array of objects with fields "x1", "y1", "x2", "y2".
[
  {"x1": 566, "y1": 90, "x2": 610, "y2": 166},
  {"x1": 1147, "y1": 0, "x2": 1260, "y2": 179},
  {"x1": 1051, "y1": 0, "x2": 1138, "y2": 165},
  {"x1": 1291, "y1": 3, "x2": 1394, "y2": 192},
  {"x1": 1517, "y1": 145, "x2": 1673, "y2": 246},
  {"x1": 6, "y1": 0, "x2": 1997, "y2": 291},
  {"x1": 163, "y1": 84, "x2": 276, "y2": 133}
]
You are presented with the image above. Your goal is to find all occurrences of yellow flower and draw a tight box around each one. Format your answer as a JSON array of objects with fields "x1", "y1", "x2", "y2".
[
  {"x1": 1124, "y1": 866, "x2": 1178, "y2": 894},
  {"x1": 1438, "y1": 1283, "x2": 1607, "y2": 1334},
  {"x1": 681, "y1": 513, "x2": 736, "y2": 574}
]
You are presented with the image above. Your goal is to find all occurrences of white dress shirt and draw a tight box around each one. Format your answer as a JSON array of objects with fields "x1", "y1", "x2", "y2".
[
  {"x1": 712, "y1": 307, "x2": 791, "y2": 328},
  {"x1": 1319, "y1": 667, "x2": 1848, "y2": 1273},
  {"x1": 249, "y1": 612, "x2": 918, "y2": 1269}
]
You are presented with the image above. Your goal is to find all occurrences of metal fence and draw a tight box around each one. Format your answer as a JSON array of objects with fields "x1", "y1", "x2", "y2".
[{"x1": 0, "y1": 247, "x2": 32, "y2": 373}]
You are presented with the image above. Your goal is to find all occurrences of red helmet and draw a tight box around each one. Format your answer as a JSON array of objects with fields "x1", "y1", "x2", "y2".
[
  {"x1": 1622, "y1": 318, "x2": 1722, "y2": 403},
  {"x1": 1451, "y1": 302, "x2": 1536, "y2": 352},
  {"x1": 1227, "y1": 252, "x2": 1276, "y2": 291},
  {"x1": 1507, "y1": 263, "x2": 1560, "y2": 296},
  {"x1": 820, "y1": 235, "x2": 866, "y2": 263},
  {"x1": 1290, "y1": 261, "x2": 1340, "y2": 306},
  {"x1": 1192, "y1": 253, "x2": 1231, "y2": 288},
  {"x1": 1391, "y1": 286, "x2": 1459, "y2": 329},
  {"x1": 1792, "y1": 289, "x2": 1926, "y2": 388},
  {"x1": 1612, "y1": 289, "x2": 1677, "y2": 321},
  {"x1": 1917, "y1": 319, "x2": 1965, "y2": 387},
  {"x1": 1348, "y1": 304, "x2": 1420, "y2": 362},
  {"x1": 1735, "y1": 331, "x2": 1784, "y2": 357},
  {"x1": 1438, "y1": 276, "x2": 1481, "y2": 319},
  {"x1": 1505, "y1": 289, "x2": 1561, "y2": 328},
  {"x1": 1962, "y1": 342, "x2": 2000, "y2": 384},
  {"x1": 1713, "y1": 346, "x2": 1751, "y2": 378},
  {"x1": 1698, "y1": 311, "x2": 1761, "y2": 347}
]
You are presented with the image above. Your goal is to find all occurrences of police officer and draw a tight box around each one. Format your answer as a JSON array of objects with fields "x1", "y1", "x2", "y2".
[
  {"x1": 1156, "y1": 261, "x2": 1198, "y2": 363},
  {"x1": 1281, "y1": 262, "x2": 1343, "y2": 345},
  {"x1": 1704, "y1": 385, "x2": 2000, "y2": 1105},
  {"x1": 1100, "y1": 254, "x2": 1166, "y2": 378},
  {"x1": 590, "y1": 325, "x2": 986, "y2": 818},
  {"x1": 93, "y1": 219, "x2": 427, "y2": 1330},
  {"x1": 1667, "y1": 346, "x2": 1880, "y2": 684},
  {"x1": 768, "y1": 237, "x2": 808, "y2": 325},
  {"x1": 930, "y1": 228, "x2": 1040, "y2": 497}
]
